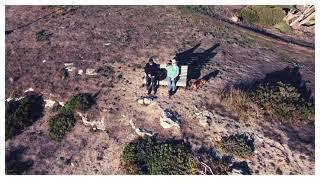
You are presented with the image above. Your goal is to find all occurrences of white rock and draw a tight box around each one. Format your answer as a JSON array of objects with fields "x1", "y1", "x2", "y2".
[
  {"x1": 44, "y1": 99, "x2": 57, "y2": 108},
  {"x1": 199, "y1": 117, "x2": 209, "y2": 127},
  {"x1": 65, "y1": 66, "x2": 76, "y2": 72},
  {"x1": 24, "y1": 88, "x2": 34, "y2": 93},
  {"x1": 64, "y1": 63, "x2": 74, "y2": 67},
  {"x1": 104, "y1": 43, "x2": 111, "y2": 46},
  {"x1": 58, "y1": 101, "x2": 65, "y2": 106},
  {"x1": 159, "y1": 108, "x2": 180, "y2": 129},
  {"x1": 143, "y1": 98, "x2": 152, "y2": 105},
  {"x1": 42, "y1": 59, "x2": 46, "y2": 63},
  {"x1": 78, "y1": 69, "x2": 83, "y2": 75},
  {"x1": 160, "y1": 117, "x2": 174, "y2": 128},
  {"x1": 77, "y1": 112, "x2": 106, "y2": 131},
  {"x1": 137, "y1": 99, "x2": 144, "y2": 105},
  {"x1": 86, "y1": 68, "x2": 98, "y2": 75},
  {"x1": 135, "y1": 128, "x2": 154, "y2": 137},
  {"x1": 9, "y1": 77, "x2": 14, "y2": 82},
  {"x1": 231, "y1": 16, "x2": 239, "y2": 22},
  {"x1": 6, "y1": 97, "x2": 13, "y2": 102}
]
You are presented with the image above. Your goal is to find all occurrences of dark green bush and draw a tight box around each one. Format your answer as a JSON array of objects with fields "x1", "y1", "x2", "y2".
[
  {"x1": 219, "y1": 134, "x2": 254, "y2": 158},
  {"x1": 61, "y1": 93, "x2": 93, "y2": 113},
  {"x1": 36, "y1": 30, "x2": 52, "y2": 41},
  {"x1": 249, "y1": 81, "x2": 314, "y2": 123},
  {"x1": 48, "y1": 111, "x2": 75, "y2": 140},
  {"x1": 121, "y1": 137, "x2": 197, "y2": 175},
  {"x1": 5, "y1": 95, "x2": 44, "y2": 140}
]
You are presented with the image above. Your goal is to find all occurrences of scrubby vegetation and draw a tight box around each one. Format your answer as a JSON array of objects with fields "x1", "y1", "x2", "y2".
[
  {"x1": 5, "y1": 94, "x2": 44, "y2": 140},
  {"x1": 249, "y1": 82, "x2": 314, "y2": 123},
  {"x1": 48, "y1": 111, "x2": 75, "y2": 140},
  {"x1": 221, "y1": 67, "x2": 314, "y2": 124},
  {"x1": 221, "y1": 88, "x2": 254, "y2": 121},
  {"x1": 274, "y1": 21, "x2": 292, "y2": 33},
  {"x1": 197, "y1": 154, "x2": 231, "y2": 175},
  {"x1": 219, "y1": 134, "x2": 254, "y2": 158},
  {"x1": 61, "y1": 93, "x2": 94, "y2": 113},
  {"x1": 239, "y1": 6, "x2": 286, "y2": 26},
  {"x1": 48, "y1": 93, "x2": 94, "y2": 140},
  {"x1": 121, "y1": 137, "x2": 198, "y2": 175},
  {"x1": 36, "y1": 30, "x2": 52, "y2": 41}
]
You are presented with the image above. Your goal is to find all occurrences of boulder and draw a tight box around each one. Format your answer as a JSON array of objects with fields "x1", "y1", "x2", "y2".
[
  {"x1": 44, "y1": 99, "x2": 58, "y2": 109},
  {"x1": 78, "y1": 69, "x2": 83, "y2": 75},
  {"x1": 86, "y1": 68, "x2": 98, "y2": 76},
  {"x1": 135, "y1": 128, "x2": 154, "y2": 137},
  {"x1": 77, "y1": 112, "x2": 106, "y2": 131},
  {"x1": 159, "y1": 108, "x2": 180, "y2": 129}
]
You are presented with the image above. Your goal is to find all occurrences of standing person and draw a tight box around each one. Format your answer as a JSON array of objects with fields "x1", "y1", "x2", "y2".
[
  {"x1": 144, "y1": 58, "x2": 158, "y2": 95},
  {"x1": 167, "y1": 59, "x2": 179, "y2": 96}
]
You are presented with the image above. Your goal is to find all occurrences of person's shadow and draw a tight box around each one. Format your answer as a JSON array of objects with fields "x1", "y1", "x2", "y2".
[{"x1": 175, "y1": 43, "x2": 220, "y2": 81}]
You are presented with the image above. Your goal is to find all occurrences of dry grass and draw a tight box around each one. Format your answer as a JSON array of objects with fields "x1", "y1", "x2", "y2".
[{"x1": 220, "y1": 88, "x2": 256, "y2": 121}]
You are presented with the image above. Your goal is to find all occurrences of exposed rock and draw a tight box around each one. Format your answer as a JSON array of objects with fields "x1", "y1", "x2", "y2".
[
  {"x1": 135, "y1": 128, "x2": 154, "y2": 137},
  {"x1": 24, "y1": 88, "x2": 34, "y2": 93},
  {"x1": 137, "y1": 97, "x2": 154, "y2": 106},
  {"x1": 9, "y1": 77, "x2": 14, "y2": 82},
  {"x1": 64, "y1": 63, "x2": 76, "y2": 72},
  {"x1": 58, "y1": 101, "x2": 65, "y2": 106},
  {"x1": 231, "y1": 16, "x2": 239, "y2": 22},
  {"x1": 64, "y1": 63, "x2": 74, "y2": 67},
  {"x1": 78, "y1": 69, "x2": 83, "y2": 75},
  {"x1": 129, "y1": 119, "x2": 154, "y2": 137},
  {"x1": 137, "y1": 99, "x2": 144, "y2": 105},
  {"x1": 44, "y1": 99, "x2": 58, "y2": 108},
  {"x1": 86, "y1": 68, "x2": 98, "y2": 76},
  {"x1": 42, "y1": 59, "x2": 46, "y2": 63},
  {"x1": 159, "y1": 108, "x2": 180, "y2": 129},
  {"x1": 77, "y1": 112, "x2": 106, "y2": 131},
  {"x1": 195, "y1": 108, "x2": 214, "y2": 127}
]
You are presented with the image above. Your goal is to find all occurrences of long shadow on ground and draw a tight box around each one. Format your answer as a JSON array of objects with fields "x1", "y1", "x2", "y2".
[
  {"x1": 6, "y1": 146, "x2": 34, "y2": 175},
  {"x1": 175, "y1": 43, "x2": 220, "y2": 81}
]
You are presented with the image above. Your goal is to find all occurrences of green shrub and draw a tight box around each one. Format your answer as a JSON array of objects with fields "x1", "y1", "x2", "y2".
[
  {"x1": 36, "y1": 30, "x2": 52, "y2": 41},
  {"x1": 48, "y1": 111, "x2": 75, "y2": 140},
  {"x1": 219, "y1": 134, "x2": 254, "y2": 158},
  {"x1": 61, "y1": 93, "x2": 93, "y2": 113},
  {"x1": 249, "y1": 81, "x2": 314, "y2": 123},
  {"x1": 274, "y1": 21, "x2": 292, "y2": 33},
  {"x1": 5, "y1": 95, "x2": 44, "y2": 140},
  {"x1": 240, "y1": 6, "x2": 286, "y2": 26},
  {"x1": 121, "y1": 137, "x2": 197, "y2": 175}
]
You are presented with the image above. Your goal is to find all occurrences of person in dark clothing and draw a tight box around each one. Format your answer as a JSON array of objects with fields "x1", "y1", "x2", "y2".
[{"x1": 144, "y1": 58, "x2": 159, "y2": 94}]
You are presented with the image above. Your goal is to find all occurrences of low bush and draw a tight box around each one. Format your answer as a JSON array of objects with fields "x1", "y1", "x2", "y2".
[
  {"x1": 249, "y1": 81, "x2": 314, "y2": 123},
  {"x1": 5, "y1": 95, "x2": 44, "y2": 140},
  {"x1": 220, "y1": 88, "x2": 254, "y2": 121},
  {"x1": 274, "y1": 21, "x2": 292, "y2": 33},
  {"x1": 36, "y1": 30, "x2": 53, "y2": 41},
  {"x1": 48, "y1": 111, "x2": 75, "y2": 140},
  {"x1": 219, "y1": 134, "x2": 254, "y2": 158},
  {"x1": 221, "y1": 67, "x2": 314, "y2": 124},
  {"x1": 61, "y1": 93, "x2": 94, "y2": 113},
  {"x1": 239, "y1": 6, "x2": 286, "y2": 26},
  {"x1": 121, "y1": 137, "x2": 197, "y2": 175}
]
